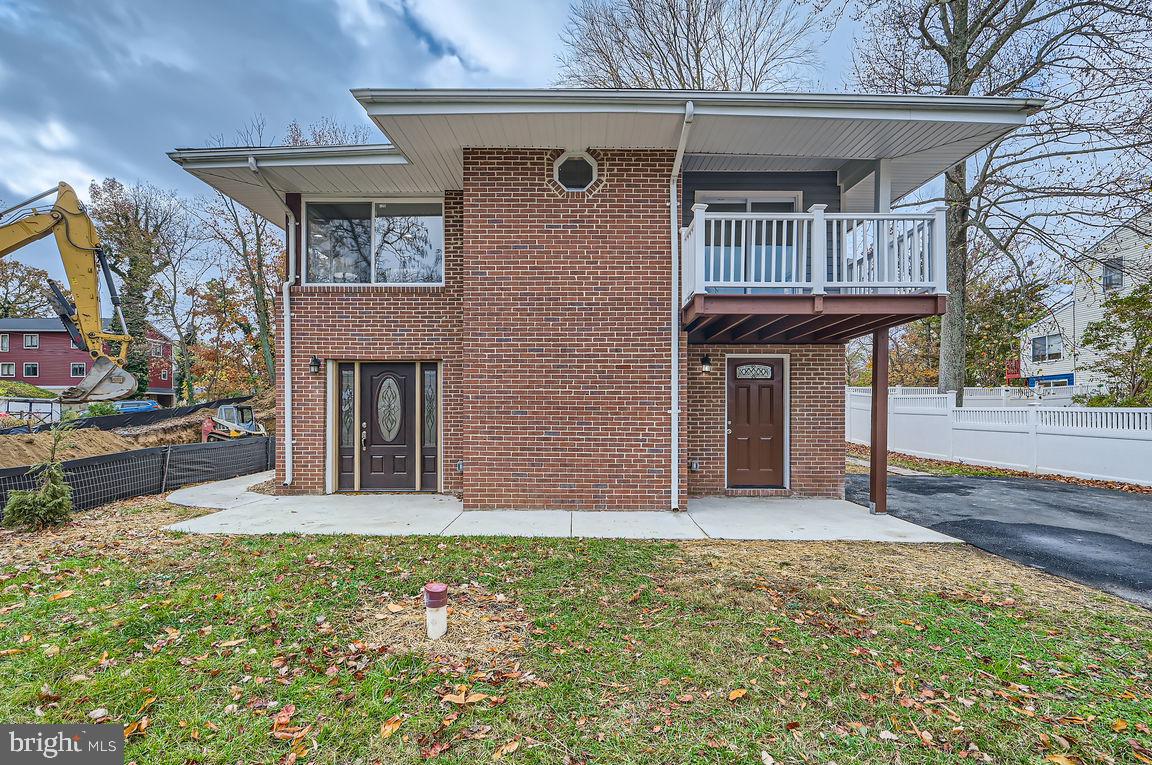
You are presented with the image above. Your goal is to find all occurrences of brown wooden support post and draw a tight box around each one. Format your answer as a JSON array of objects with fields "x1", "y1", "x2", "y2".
[{"x1": 869, "y1": 327, "x2": 890, "y2": 514}]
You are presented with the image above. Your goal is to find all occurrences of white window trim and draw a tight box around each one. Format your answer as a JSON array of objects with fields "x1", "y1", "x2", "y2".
[
  {"x1": 301, "y1": 196, "x2": 447, "y2": 288},
  {"x1": 1031, "y1": 333, "x2": 1063, "y2": 362},
  {"x1": 0, "y1": 362, "x2": 14, "y2": 377},
  {"x1": 71, "y1": 362, "x2": 87, "y2": 378},
  {"x1": 22, "y1": 362, "x2": 39, "y2": 377},
  {"x1": 160, "y1": 369, "x2": 169, "y2": 380},
  {"x1": 553, "y1": 150, "x2": 598, "y2": 192},
  {"x1": 695, "y1": 190, "x2": 805, "y2": 211},
  {"x1": 23, "y1": 333, "x2": 39, "y2": 349},
  {"x1": 723, "y1": 353, "x2": 791, "y2": 490},
  {"x1": 0, "y1": 333, "x2": 7, "y2": 352}
]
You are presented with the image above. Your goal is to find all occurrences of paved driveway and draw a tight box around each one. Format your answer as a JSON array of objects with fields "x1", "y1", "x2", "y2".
[{"x1": 846, "y1": 474, "x2": 1152, "y2": 607}]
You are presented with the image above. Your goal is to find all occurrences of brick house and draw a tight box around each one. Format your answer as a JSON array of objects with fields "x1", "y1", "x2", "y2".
[
  {"x1": 0, "y1": 317, "x2": 176, "y2": 405},
  {"x1": 171, "y1": 89, "x2": 1037, "y2": 510}
]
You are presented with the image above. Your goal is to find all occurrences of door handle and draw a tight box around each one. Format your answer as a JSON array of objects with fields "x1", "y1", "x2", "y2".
[
  {"x1": 726, "y1": 428, "x2": 732, "y2": 434},
  {"x1": 361, "y1": 428, "x2": 367, "y2": 449}
]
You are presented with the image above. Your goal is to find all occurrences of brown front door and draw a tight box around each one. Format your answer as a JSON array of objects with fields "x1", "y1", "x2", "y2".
[
  {"x1": 727, "y1": 358, "x2": 785, "y2": 488},
  {"x1": 360, "y1": 363, "x2": 416, "y2": 489}
]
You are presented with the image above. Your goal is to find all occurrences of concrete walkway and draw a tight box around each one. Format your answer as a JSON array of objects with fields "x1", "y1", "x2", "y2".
[{"x1": 167, "y1": 471, "x2": 956, "y2": 543}]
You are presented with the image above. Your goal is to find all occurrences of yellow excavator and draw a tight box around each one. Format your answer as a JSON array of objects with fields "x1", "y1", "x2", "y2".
[{"x1": 0, "y1": 182, "x2": 137, "y2": 402}]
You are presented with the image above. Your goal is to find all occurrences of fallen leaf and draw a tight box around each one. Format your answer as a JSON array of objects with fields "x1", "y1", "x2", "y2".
[
  {"x1": 218, "y1": 639, "x2": 247, "y2": 648},
  {"x1": 1045, "y1": 756, "x2": 1081, "y2": 765},
  {"x1": 760, "y1": 753, "x2": 776, "y2": 765},
  {"x1": 43, "y1": 645, "x2": 60, "y2": 657},
  {"x1": 379, "y1": 715, "x2": 403, "y2": 739},
  {"x1": 728, "y1": 688, "x2": 748, "y2": 701},
  {"x1": 135, "y1": 697, "x2": 157, "y2": 715},
  {"x1": 48, "y1": 590, "x2": 74, "y2": 601},
  {"x1": 88, "y1": 708, "x2": 109, "y2": 720},
  {"x1": 385, "y1": 603, "x2": 406, "y2": 613},
  {"x1": 1112, "y1": 720, "x2": 1128, "y2": 732},
  {"x1": 492, "y1": 738, "x2": 520, "y2": 760}
]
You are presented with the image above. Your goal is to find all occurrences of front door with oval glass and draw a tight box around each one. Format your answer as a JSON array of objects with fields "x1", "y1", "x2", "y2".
[
  {"x1": 360, "y1": 363, "x2": 418, "y2": 490},
  {"x1": 727, "y1": 358, "x2": 785, "y2": 488}
]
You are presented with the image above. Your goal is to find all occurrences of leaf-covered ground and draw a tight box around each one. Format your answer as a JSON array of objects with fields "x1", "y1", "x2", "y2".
[{"x1": 1, "y1": 498, "x2": 1150, "y2": 764}]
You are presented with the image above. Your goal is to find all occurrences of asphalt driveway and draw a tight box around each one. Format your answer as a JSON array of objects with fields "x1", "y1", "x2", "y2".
[{"x1": 846, "y1": 474, "x2": 1152, "y2": 608}]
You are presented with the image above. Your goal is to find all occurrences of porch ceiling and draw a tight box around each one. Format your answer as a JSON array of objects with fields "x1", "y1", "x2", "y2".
[{"x1": 682, "y1": 294, "x2": 947, "y2": 344}]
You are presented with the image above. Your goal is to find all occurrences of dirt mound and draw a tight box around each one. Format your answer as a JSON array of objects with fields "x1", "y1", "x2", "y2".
[{"x1": 0, "y1": 429, "x2": 135, "y2": 469}]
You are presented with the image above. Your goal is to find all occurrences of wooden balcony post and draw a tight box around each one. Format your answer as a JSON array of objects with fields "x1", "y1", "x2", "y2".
[
  {"x1": 692, "y1": 203, "x2": 708, "y2": 295},
  {"x1": 808, "y1": 204, "x2": 827, "y2": 295},
  {"x1": 869, "y1": 327, "x2": 890, "y2": 514},
  {"x1": 932, "y1": 206, "x2": 948, "y2": 294}
]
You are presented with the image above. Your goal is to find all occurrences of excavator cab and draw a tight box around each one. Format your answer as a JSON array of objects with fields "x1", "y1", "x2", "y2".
[{"x1": 0, "y1": 182, "x2": 137, "y2": 402}]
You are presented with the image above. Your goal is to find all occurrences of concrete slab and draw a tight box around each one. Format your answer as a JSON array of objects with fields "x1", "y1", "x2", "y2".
[
  {"x1": 443, "y1": 510, "x2": 571, "y2": 537},
  {"x1": 571, "y1": 511, "x2": 706, "y2": 539},
  {"x1": 689, "y1": 496, "x2": 958, "y2": 543},
  {"x1": 167, "y1": 471, "x2": 274, "y2": 510}
]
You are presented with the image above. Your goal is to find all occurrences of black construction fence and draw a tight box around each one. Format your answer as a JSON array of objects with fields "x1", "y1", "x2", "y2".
[{"x1": 0, "y1": 436, "x2": 275, "y2": 518}]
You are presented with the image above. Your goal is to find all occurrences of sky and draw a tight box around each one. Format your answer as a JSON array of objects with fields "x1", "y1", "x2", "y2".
[{"x1": 0, "y1": 0, "x2": 855, "y2": 279}]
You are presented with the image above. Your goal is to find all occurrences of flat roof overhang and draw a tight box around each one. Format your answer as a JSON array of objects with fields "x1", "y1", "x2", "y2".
[
  {"x1": 682, "y1": 293, "x2": 948, "y2": 344},
  {"x1": 354, "y1": 88, "x2": 1043, "y2": 212}
]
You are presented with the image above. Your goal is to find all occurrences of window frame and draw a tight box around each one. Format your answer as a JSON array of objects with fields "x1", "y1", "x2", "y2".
[
  {"x1": 0, "y1": 334, "x2": 7, "y2": 352},
  {"x1": 23, "y1": 333, "x2": 39, "y2": 349},
  {"x1": 301, "y1": 196, "x2": 446, "y2": 288},
  {"x1": 553, "y1": 151, "x2": 598, "y2": 192},
  {"x1": 1031, "y1": 333, "x2": 1063, "y2": 362},
  {"x1": 22, "y1": 362, "x2": 39, "y2": 378},
  {"x1": 0, "y1": 362, "x2": 14, "y2": 377},
  {"x1": 1102, "y1": 257, "x2": 1124, "y2": 291},
  {"x1": 71, "y1": 362, "x2": 87, "y2": 378},
  {"x1": 160, "y1": 368, "x2": 169, "y2": 381}
]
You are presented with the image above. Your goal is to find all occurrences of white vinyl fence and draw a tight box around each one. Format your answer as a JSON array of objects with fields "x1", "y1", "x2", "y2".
[
  {"x1": 846, "y1": 390, "x2": 1152, "y2": 486},
  {"x1": 846, "y1": 385, "x2": 1096, "y2": 407}
]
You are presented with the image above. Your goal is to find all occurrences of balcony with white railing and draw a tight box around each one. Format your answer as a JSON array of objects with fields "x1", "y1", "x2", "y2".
[
  {"x1": 681, "y1": 203, "x2": 948, "y2": 304},
  {"x1": 680, "y1": 203, "x2": 949, "y2": 344}
]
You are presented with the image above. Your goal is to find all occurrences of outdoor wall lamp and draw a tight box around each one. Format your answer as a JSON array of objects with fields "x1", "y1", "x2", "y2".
[
  {"x1": 309, "y1": 355, "x2": 322, "y2": 374},
  {"x1": 700, "y1": 354, "x2": 712, "y2": 373}
]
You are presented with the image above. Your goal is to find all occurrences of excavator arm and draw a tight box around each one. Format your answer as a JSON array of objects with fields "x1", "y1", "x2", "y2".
[{"x1": 0, "y1": 182, "x2": 138, "y2": 402}]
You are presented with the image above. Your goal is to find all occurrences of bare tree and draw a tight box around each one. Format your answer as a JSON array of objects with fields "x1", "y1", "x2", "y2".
[
  {"x1": 851, "y1": 0, "x2": 1152, "y2": 400},
  {"x1": 151, "y1": 230, "x2": 211, "y2": 403},
  {"x1": 556, "y1": 0, "x2": 827, "y2": 90},
  {"x1": 283, "y1": 116, "x2": 374, "y2": 146}
]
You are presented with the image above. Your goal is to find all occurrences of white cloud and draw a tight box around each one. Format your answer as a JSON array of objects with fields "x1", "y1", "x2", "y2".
[
  {"x1": 332, "y1": 0, "x2": 394, "y2": 47},
  {"x1": 0, "y1": 117, "x2": 102, "y2": 200}
]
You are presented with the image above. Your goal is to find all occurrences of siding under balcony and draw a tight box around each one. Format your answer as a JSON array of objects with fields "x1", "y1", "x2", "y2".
[{"x1": 681, "y1": 204, "x2": 948, "y2": 344}]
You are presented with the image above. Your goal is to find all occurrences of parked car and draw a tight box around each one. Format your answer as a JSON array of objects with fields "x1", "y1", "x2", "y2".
[{"x1": 112, "y1": 400, "x2": 161, "y2": 413}]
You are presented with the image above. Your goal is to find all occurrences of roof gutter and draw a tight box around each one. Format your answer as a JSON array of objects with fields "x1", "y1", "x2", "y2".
[
  {"x1": 669, "y1": 100, "x2": 694, "y2": 510},
  {"x1": 248, "y1": 156, "x2": 297, "y2": 486}
]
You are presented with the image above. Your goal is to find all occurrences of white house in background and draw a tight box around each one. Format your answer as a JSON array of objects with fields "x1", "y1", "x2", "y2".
[{"x1": 1016, "y1": 218, "x2": 1152, "y2": 389}]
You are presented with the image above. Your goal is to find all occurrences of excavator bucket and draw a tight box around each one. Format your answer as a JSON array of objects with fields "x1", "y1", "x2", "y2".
[{"x1": 59, "y1": 357, "x2": 138, "y2": 403}]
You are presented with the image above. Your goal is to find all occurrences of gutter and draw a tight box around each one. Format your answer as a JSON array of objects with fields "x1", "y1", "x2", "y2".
[
  {"x1": 669, "y1": 100, "x2": 694, "y2": 510},
  {"x1": 248, "y1": 156, "x2": 297, "y2": 486}
]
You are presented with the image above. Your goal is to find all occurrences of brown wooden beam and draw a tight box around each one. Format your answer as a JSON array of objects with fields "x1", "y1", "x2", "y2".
[
  {"x1": 823, "y1": 315, "x2": 902, "y2": 343},
  {"x1": 756, "y1": 315, "x2": 819, "y2": 343},
  {"x1": 700, "y1": 315, "x2": 748, "y2": 342},
  {"x1": 869, "y1": 328, "x2": 890, "y2": 515},
  {"x1": 688, "y1": 292, "x2": 947, "y2": 318},
  {"x1": 683, "y1": 313, "x2": 721, "y2": 335},
  {"x1": 773, "y1": 314, "x2": 837, "y2": 342},
  {"x1": 730, "y1": 315, "x2": 790, "y2": 342},
  {"x1": 785, "y1": 314, "x2": 864, "y2": 343}
]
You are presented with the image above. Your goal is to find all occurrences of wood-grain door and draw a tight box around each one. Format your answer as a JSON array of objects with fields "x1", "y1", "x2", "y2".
[
  {"x1": 360, "y1": 363, "x2": 416, "y2": 489},
  {"x1": 727, "y1": 358, "x2": 785, "y2": 488}
]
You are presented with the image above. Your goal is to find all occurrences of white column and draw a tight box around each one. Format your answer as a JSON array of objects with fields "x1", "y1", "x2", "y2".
[
  {"x1": 692, "y1": 203, "x2": 707, "y2": 295},
  {"x1": 873, "y1": 159, "x2": 893, "y2": 213},
  {"x1": 808, "y1": 203, "x2": 827, "y2": 294},
  {"x1": 932, "y1": 206, "x2": 948, "y2": 294}
]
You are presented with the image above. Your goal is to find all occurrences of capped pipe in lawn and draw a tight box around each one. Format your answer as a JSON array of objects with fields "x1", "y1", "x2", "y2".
[{"x1": 424, "y1": 582, "x2": 448, "y2": 640}]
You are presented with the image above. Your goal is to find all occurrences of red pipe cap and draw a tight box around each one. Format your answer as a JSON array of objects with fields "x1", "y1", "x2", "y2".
[{"x1": 424, "y1": 582, "x2": 448, "y2": 609}]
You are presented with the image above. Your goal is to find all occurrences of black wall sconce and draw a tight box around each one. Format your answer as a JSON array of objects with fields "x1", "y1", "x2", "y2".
[
  {"x1": 700, "y1": 354, "x2": 712, "y2": 373},
  {"x1": 309, "y1": 355, "x2": 322, "y2": 374}
]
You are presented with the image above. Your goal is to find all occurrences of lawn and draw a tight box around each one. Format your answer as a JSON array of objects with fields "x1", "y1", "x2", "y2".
[{"x1": 1, "y1": 499, "x2": 1150, "y2": 764}]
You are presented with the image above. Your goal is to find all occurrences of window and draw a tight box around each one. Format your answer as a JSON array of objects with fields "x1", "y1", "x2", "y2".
[
  {"x1": 0, "y1": 363, "x2": 14, "y2": 377},
  {"x1": 70, "y1": 338, "x2": 80, "y2": 349},
  {"x1": 0, "y1": 334, "x2": 7, "y2": 352},
  {"x1": 554, "y1": 152, "x2": 597, "y2": 192},
  {"x1": 23, "y1": 362, "x2": 39, "y2": 377},
  {"x1": 160, "y1": 368, "x2": 169, "y2": 381},
  {"x1": 150, "y1": 341, "x2": 162, "y2": 357},
  {"x1": 71, "y1": 362, "x2": 86, "y2": 378},
  {"x1": 1031, "y1": 334, "x2": 1063, "y2": 362},
  {"x1": 1102, "y1": 258, "x2": 1123, "y2": 290},
  {"x1": 305, "y1": 200, "x2": 444, "y2": 285},
  {"x1": 23, "y1": 333, "x2": 38, "y2": 349}
]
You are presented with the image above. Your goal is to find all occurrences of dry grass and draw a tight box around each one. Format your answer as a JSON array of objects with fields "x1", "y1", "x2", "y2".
[
  {"x1": 354, "y1": 583, "x2": 529, "y2": 668},
  {"x1": 679, "y1": 540, "x2": 1151, "y2": 620}
]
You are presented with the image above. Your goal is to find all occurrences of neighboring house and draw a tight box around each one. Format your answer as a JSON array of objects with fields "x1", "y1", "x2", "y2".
[
  {"x1": 171, "y1": 88, "x2": 1037, "y2": 509},
  {"x1": 0, "y1": 318, "x2": 176, "y2": 405},
  {"x1": 1016, "y1": 219, "x2": 1152, "y2": 389}
]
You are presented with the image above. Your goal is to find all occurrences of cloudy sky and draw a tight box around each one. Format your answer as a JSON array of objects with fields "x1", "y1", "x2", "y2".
[{"x1": 0, "y1": 0, "x2": 853, "y2": 275}]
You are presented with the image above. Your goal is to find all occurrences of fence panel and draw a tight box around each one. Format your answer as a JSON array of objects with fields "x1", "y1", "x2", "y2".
[{"x1": 0, "y1": 436, "x2": 274, "y2": 517}]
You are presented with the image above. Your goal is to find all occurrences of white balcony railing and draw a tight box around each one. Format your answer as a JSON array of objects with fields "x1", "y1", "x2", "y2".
[{"x1": 681, "y1": 203, "x2": 948, "y2": 305}]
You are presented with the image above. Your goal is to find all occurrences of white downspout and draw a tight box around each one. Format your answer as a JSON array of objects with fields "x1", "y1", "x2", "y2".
[
  {"x1": 669, "y1": 101, "x2": 694, "y2": 510},
  {"x1": 249, "y1": 156, "x2": 297, "y2": 485}
]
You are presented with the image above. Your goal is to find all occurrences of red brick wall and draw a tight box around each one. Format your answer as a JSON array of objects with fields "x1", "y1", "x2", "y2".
[
  {"x1": 459, "y1": 148, "x2": 677, "y2": 509},
  {"x1": 684, "y1": 345, "x2": 846, "y2": 498},
  {"x1": 274, "y1": 190, "x2": 465, "y2": 492}
]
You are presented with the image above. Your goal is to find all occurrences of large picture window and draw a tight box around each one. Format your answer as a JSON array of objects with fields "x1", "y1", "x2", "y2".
[{"x1": 305, "y1": 200, "x2": 444, "y2": 285}]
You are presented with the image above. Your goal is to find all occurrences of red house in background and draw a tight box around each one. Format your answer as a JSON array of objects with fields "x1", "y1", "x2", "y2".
[{"x1": 0, "y1": 318, "x2": 176, "y2": 405}]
